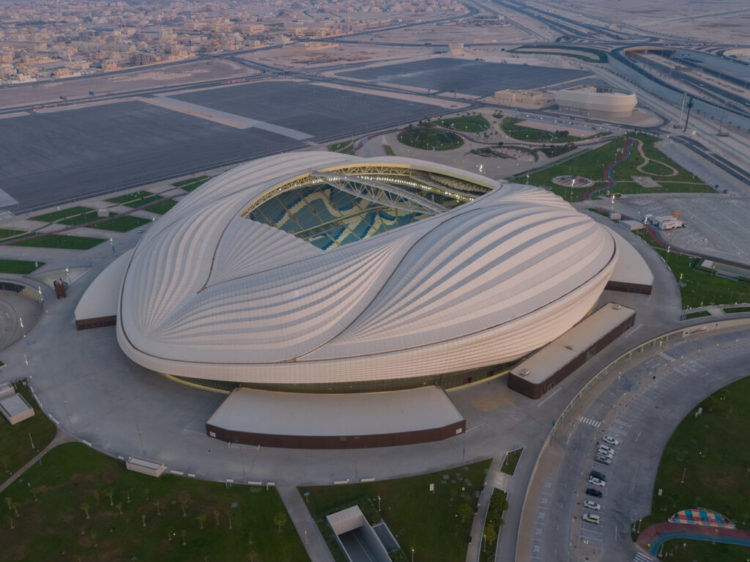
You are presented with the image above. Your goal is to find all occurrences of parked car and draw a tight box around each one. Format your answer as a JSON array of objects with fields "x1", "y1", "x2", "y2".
[
  {"x1": 598, "y1": 444, "x2": 615, "y2": 455},
  {"x1": 585, "y1": 488, "x2": 603, "y2": 498},
  {"x1": 583, "y1": 513, "x2": 601, "y2": 525},
  {"x1": 590, "y1": 470, "x2": 606, "y2": 481},
  {"x1": 595, "y1": 456, "x2": 612, "y2": 466},
  {"x1": 583, "y1": 499, "x2": 601, "y2": 511},
  {"x1": 588, "y1": 476, "x2": 606, "y2": 487},
  {"x1": 602, "y1": 435, "x2": 620, "y2": 446}
]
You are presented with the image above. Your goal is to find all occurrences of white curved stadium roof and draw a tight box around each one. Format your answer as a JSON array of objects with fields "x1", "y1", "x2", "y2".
[{"x1": 115, "y1": 152, "x2": 617, "y2": 385}]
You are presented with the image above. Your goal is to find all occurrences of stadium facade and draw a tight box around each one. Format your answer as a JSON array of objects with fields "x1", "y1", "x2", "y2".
[{"x1": 95, "y1": 152, "x2": 619, "y2": 390}]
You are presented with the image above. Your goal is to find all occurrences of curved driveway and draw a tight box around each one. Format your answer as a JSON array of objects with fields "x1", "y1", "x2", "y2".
[{"x1": 516, "y1": 322, "x2": 750, "y2": 562}]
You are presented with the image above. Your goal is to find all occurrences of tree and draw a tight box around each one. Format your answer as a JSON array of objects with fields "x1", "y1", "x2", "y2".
[
  {"x1": 197, "y1": 513, "x2": 206, "y2": 530},
  {"x1": 483, "y1": 524, "x2": 498, "y2": 546},
  {"x1": 458, "y1": 503, "x2": 474, "y2": 522},
  {"x1": 80, "y1": 502, "x2": 90, "y2": 520},
  {"x1": 273, "y1": 511, "x2": 288, "y2": 533}
]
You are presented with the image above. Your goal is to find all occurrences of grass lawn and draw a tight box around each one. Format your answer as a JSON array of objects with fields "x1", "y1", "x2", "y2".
[
  {"x1": 107, "y1": 191, "x2": 163, "y2": 208},
  {"x1": 328, "y1": 140, "x2": 354, "y2": 153},
  {"x1": 90, "y1": 215, "x2": 152, "y2": 232},
  {"x1": 479, "y1": 490, "x2": 508, "y2": 562},
  {"x1": 725, "y1": 306, "x2": 750, "y2": 313},
  {"x1": 0, "y1": 381, "x2": 56, "y2": 479},
  {"x1": 658, "y1": 538, "x2": 750, "y2": 561},
  {"x1": 0, "y1": 229, "x2": 29, "y2": 242},
  {"x1": 636, "y1": 233, "x2": 750, "y2": 308},
  {"x1": 172, "y1": 176, "x2": 210, "y2": 192},
  {"x1": 144, "y1": 199, "x2": 179, "y2": 215},
  {"x1": 682, "y1": 310, "x2": 712, "y2": 320},
  {"x1": 398, "y1": 124, "x2": 463, "y2": 151},
  {"x1": 10, "y1": 234, "x2": 105, "y2": 250},
  {"x1": 500, "y1": 449, "x2": 522, "y2": 476},
  {"x1": 639, "y1": 375, "x2": 750, "y2": 531},
  {"x1": 31, "y1": 206, "x2": 97, "y2": 224},
  {"x1": 0, "y1": 260, "x2": 44, "y2": 274},
  {"x1": 301, "y1": 459, "x2": 491, "y2": 562},
  {"x1": 0, "y1": 442, "x2": 307, "y2": 562},
  {"x1": 439, "y1": 114, "x2": 490, "y2": 133}
]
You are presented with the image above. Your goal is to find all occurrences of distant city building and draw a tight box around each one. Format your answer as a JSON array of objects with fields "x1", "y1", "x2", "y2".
[{"x1": 554, "y1": 86, "x2": 637, "y2": 118}]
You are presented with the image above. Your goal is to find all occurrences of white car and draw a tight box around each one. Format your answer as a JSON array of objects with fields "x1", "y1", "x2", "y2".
[
  {"x1": 597, "y1": 448, "x2": 614, "y2": 458},
  {"x1": 582, "y1": 513, "x2": 600, "y2": 525},
  {"x1": 598, "y1": 444, "x2": 615, "y2": 455},
  {"x1": 602, "y1": 435, "x2": 620, "y2": 446},
  {"x1": 595, "y1": 456, "x2": 612, "y2": 465},
  {"x1": 583, "y1": 499, "x2": 601, "y2": 511},
  {"x1": 588, "y1": 476, "x2": 606, "y2": 487}
]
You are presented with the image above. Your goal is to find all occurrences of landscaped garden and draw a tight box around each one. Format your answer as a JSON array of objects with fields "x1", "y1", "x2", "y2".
[
  {"x1": 0, "y1": 442, "x2": 307, "y2": 562},
  {"x1": 521, "y1": 134, "x2": 713, "y2": 202},
  {"x1": 636, "y1": 376, "x2": 750, "y2": 560},
  {"x1": 301, "y1": 459, "x2": 491, "y2": 562},
  {"x1": 479, "y1": 489, "x2": 508, "y2": 562},
  {"x1": 501, "y1": 117, "x2": 592, "y2": 143},
  {"x1": 398, "y1": 123, "x2": 464, "y2": 151}
]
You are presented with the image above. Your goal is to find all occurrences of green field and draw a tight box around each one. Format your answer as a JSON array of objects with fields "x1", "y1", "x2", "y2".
[
  {"x1": 639, "y1": 376, "x2": 750, "y2": 531},
  {"x1": 10, "y1": 234, "x2": 105, "y2": 250},
  {"x1": 0, "y1": 381, "x2": 56, "y2": 479},
  {"x1": 657, "y1": 538, "x2": 750, "y2": 561},
  {"x1": 636, "y1": 234, "x2": 750, "y2": 308},
  {"x1": 725, "y1": 306, "x2": 750, "y2": 314},
  {"x1": 398, "y1": 123, "x2": 464, "y2": 151},
  {"x1": 439, "y1": 114, "x2": 490, "y2": 133},
  {"x1": 0, "y1": 260, "x2": 44, "y2": 274},
  {"x1": 31, "y1": 206, "x2": 99, "y2": 224},
  {"x1": 172, "y1": 176, "x2": 211, "y2": 193},
  {"x1": 90, "y1": 215, "x2": 152, "y2": 232},
  {"x1": 145, "y1": 199, "x2": 179, "y2": 215},
  {"x1": 301, "y1": 459, "x2": 491, "y2": 562},
  {"x1": 107, "y1": 191, "x2": 163, "y2": 208},
  {"x1": 479, "y1": 490, "x2": 508, "y2": 562},
  {"x1": 0, "y1": 442, "x2": 307, "y2": 562}
]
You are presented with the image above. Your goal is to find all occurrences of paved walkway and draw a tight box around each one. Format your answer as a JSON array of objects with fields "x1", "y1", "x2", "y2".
[
  {"x1": 277, "y1": 485, "x2": 335, "y2": 562},
  {"x1": 0, "y1": 429, "x2": 75, "y2": 494},
  {"x1": 637, "y1": 521, "x2": 750, "y2": 554}
]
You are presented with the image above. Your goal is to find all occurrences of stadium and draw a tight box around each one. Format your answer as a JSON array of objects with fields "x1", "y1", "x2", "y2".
[{"x1": 79, "y1": 151, "x2": 619, "y2": 391}]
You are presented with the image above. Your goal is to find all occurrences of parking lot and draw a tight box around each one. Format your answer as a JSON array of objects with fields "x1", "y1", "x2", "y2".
[{"x1": 341, "y1": 59, "x2": 592, "y2": 96}]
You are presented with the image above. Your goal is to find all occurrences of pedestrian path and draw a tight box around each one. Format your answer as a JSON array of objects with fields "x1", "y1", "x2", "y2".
[
  {"x1": 0, "y1": 430, "x2": 74, "y2": 494},
  {"x1": 277, "y1": 484, "x2": 335, "y2": 562},
  {"x1": 579, "y1": 416, "x2": 601, "y2": 428}
]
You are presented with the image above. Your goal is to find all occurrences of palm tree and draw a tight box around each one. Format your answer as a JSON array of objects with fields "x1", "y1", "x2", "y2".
[{"x1": 80, "y1": 503, "x2": 90, "y2": 520}]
